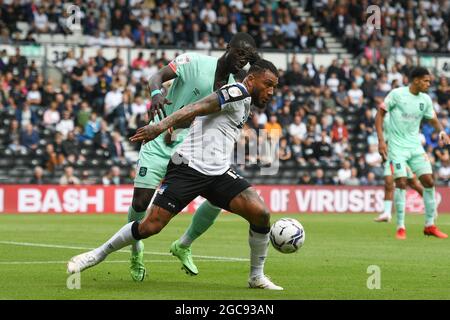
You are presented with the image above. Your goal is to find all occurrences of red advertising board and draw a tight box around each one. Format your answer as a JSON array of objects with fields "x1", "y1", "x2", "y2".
[{"x1": 0, "y1": 185, "x2": 448, "y2": 214}]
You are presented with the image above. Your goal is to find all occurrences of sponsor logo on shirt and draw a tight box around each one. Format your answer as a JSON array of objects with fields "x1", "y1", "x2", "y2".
[
  {"x1": 228, "y1": 86, "x2": 242, "y2": 98},
  {"x1": 401, "y1": 113, "x2": 421, "y2": 120}
]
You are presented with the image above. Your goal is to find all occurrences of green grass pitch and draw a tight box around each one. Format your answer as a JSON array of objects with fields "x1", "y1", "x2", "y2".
[{"x1": 1, "y1": 213, "x2": 450, "y2": 300}]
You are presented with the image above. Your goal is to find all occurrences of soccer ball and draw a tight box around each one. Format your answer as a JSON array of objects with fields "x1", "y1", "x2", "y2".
[{"x1": 270, "y1": 218, "x2": 305, "y2": 253}]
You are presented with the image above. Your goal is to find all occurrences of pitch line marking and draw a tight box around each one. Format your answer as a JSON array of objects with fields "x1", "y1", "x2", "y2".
[
  {"x1": 0, "y1": 259, "x2": 238, "y2": 265},
  {"x1": 0, "y1": 241, "x2": 249, "y2": 262}
]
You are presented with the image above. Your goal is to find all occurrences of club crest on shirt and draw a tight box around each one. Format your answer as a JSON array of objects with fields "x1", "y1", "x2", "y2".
[
  {"x1": 419, "y1": 103, "x2": 424, "y2": 111},
  {"x1": 139, "y1": 167, "x2": 147, "y2": 177}
]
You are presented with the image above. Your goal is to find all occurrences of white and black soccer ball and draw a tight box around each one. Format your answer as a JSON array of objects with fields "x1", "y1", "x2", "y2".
[{"x1": 270, "y1": 218, "x2": 305, "y2": 253}]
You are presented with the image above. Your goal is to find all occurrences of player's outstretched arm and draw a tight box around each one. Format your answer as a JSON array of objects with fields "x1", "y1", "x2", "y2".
[
  {"x1": 147, "y1": 65, "x2": 176, "y2": 120},
  {"x1": 130, "y1": 92, "x2": 221, "y2": 143},
  {"x1": 375, "y1": 107, "x2": 388, "y2": 161},
  {"x1": 427, "y1": 113, "x2": 450, "y2": 145}
]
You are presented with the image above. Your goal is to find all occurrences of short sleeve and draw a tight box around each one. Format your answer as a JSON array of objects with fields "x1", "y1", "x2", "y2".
[
  {"x1": 383, "y1": 90, "x2": 397, "y2": 112},
  {"x1": 216, "y1": 83, "x2": 250, "y2": 112},
  {"x1": 168, "y1": 53, "x2": 198, "y2": 81},
  {"x1": 423, "y1": 95, "x2": 434, "y2": 119}
]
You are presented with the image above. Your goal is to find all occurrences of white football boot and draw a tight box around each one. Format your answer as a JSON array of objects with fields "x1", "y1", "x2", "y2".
[
  {"x1": 248, "y1": 275, "x2": 284, "y2": 290},
  {"x1": 374, "y1": 213, "x2": 391, "y2": 222},
  {"x1": 67, "y1": 250, "x2": 105, "y2": 274}
]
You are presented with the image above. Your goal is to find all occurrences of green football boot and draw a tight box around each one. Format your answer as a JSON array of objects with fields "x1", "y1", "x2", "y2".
[
  {"x1": 169, "y1": 240, "x2": 198, "y2": 276},
  {"x1": 130, "y1": 242, "x2": 146, "y2": 282}
]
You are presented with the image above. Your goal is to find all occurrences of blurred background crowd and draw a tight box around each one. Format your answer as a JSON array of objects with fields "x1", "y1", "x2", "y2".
[{"x1": 0, "y1": 0, "x2": 449, "y2": 186}]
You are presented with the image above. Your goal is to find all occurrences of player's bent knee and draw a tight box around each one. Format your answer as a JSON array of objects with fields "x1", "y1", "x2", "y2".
[
  {"x1": 251, "y1": 206, "x2": 270, "y2": 228},
  {"x1": 419, "y1": 175, "x2": 434, "y2": 188},
  {"x1": 132, "y1": 188, "x2": 155, "y2": 212},
  {"x1": 395, "y1": 178, "x2": 408, "y2": 189}
]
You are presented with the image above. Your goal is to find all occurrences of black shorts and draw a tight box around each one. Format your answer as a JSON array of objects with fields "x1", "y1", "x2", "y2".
[{"x1": 153, "y1": 155, "x2": 251, "y2": 214}]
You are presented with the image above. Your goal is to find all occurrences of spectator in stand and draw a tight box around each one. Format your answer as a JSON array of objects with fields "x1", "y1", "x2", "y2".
[
  {"x1": 42, "y1": 101, "x2": 61, "y2": 130},
  {"x1": 277, "y1": 137, "x2": 292, "y2": 162},
  {"x1": 298, "y1": 172, "x2": 313, "y2": 185},
  {"x1": 347, "y1": 82, "x2": 364, "y2": 108},
  {"x1": 359, "y1": 108, "x2": 375, "y2": 138},
  {"x1": 124, "y1": 167, "x2": 136, "y2": 184},
  {"x1": 344, "y1": 168, "x2": 360, "y2": 186},
  {"x1": 326, "y1": 72, "x2": 340, "y2": 93},
  {"x1": 104, "y1": 82, "x2": 123, "y2": 122},
  {"x1": 59, "y1": 166, "x2": 80, "y2": 185},
  {"x1": 365, "y1": 144, "x2": 383, "y2": 177},
  {"x1": 7, "y1": 136, "x2": 26, "y2": 154},
  {"x1": 56, "y1": 111, "x2": 75, "y2": 139},
  {"x1": 62, "y1": 130, "x2": 81, "y2": 164},
  {"x1": 42, "y1": 143, "x2": 64, "y2": 173},
  {"x1": 264, "y1": 114, "x2": 282, "y2": 141},
  {"x1": 33, "y1": 6, "x2": 49, "y2": 34},
  {"x1": 333, "y1": 136, "x2": 352, "y2": 161},
  {"x1": 84, "y1": 113, "x2": 101, "y2": 140},
  {"x1": 26, "y1": 82, "x2": 42, "y2": 109},
  {"x1": 331, "y1": 117, "x2": 348, "y2": 142},
  {"x1": 196, "y1": 33, "x2": 212, "y2": 50},
  {"x1": 302, "y1": 136, "x2": 317, "y2": 165},
  {"x1": 110, "y1": 131, "x2": 126, "y2": 164},
  {"x1": 94, "y1": 120, "x2": 113, "y2": 152},
  {"x1": 306, "y1": 87, "x2": 323, "y2": 114},
  {"x1": 284, "y1": 62, "x2": 303, "y2": 87},
  {"x1": 82, "y1": 66, "x2": 99, "y2": 101},
  {"x1": 102, "y1": 166, "x2": 122, "y2": 185},
  {"x1": 314, "y1": 131, "x2": 333, "y2": 164},
  {"x1": 434, "y1": 139, "x2": 449, "y2": 164},
  {"x1": 6, "y1": 119, "x2": 21, "y2": 147},
  {"x1": 114, "y1": 93, "x2": 133, "y2": 136},
  {"x1": 30, "y1": 166, "x2": 48, "y2": 185},
  {"x1": 16, "y1": 101, "x2": 38, "y2": 128},
  {"x1": 289, "y1": 115, "x2": 307, "y2": 145},
  {"x1": 76, "y1": 101, "x2": 92, "y2": 129},
  {"x1": 306, "y1": 114, "x2": 322, "y2": 140},
  {"x1": 336, "y1": 160, "x2": 352, "y2": 185},
  {"x1": 20, "y1": 123, "x2": 39, "y2": 152},
  {"x1": 313, "y1": 168, "x2": 332, "y2": 185},
  {"x1": 277, "y1": 103, "x2": 293, "y2": 131},
  {"x1": 361, "y1": 172, "x2": 378, "y2": 186},
  {"x1": 322, "y1": 88, "x2": 337, "y2": 112}
]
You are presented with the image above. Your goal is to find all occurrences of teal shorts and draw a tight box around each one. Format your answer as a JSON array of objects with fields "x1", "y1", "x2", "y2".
[
  {"x1": 388, "y1": 145, "x2": 432, "y2": 179},
  {"x1": 134, "y1": 143, "x2": 171, "y2": 189},
  {"x1": 383, "y1": 160, "x2": 414, "y2": 179}
]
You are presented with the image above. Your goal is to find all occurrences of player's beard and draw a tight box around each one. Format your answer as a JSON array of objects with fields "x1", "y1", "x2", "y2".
[{"x1": 252, "y1": 87, "x2": 268, "y2": 109}]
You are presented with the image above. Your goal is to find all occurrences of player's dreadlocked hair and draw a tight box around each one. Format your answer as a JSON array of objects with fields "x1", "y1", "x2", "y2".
[
  {"x1": 234, "y1": 69, "x2": 248, "y2": 82},
  {"x1": 248, "y1": 59, "x2": 279, "y2": 78},
  {"x1": 228, "y1": 32, "x2": 260, "y2": 65}
]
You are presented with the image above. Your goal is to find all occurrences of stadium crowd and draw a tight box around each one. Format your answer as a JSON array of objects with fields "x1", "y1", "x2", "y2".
[
  {"x1": 1, "y1": 0, "x2": 450, "y2": 54},
  {"x1": 0, "y1": 0, "x2": 450, "y2": 186},
  {"x1": 312, "y1": 0, "x2": 450, "y2": 55}
]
